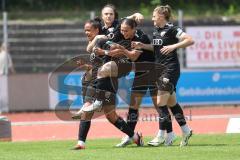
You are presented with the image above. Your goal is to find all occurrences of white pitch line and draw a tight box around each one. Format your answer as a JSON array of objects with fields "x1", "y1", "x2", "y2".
[
  {"x1": 12, "y1": 121, "x2": 78, "y2": 126},
  {"x1": 187, "y1": 114, "x2": 240, "y2": 120},
  {"x1": 11, "y1": 114, "x2": 240, "y2": 126}
]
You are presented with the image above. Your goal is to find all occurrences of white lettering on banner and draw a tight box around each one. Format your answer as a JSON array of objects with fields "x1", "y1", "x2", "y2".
[
  {"x1": 186, "y1": 26, "x2": 240, "y2": 68},
  {"x1": 179, "y1": 87, "x2": 240, "y2": 96}
]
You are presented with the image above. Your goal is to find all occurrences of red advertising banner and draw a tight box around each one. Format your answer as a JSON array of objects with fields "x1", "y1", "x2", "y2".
[{"x1": 186, "y1": 26, "x2": 240, "y2": 68}]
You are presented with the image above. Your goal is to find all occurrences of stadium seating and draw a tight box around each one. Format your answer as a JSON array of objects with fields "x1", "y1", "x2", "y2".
[
  {"x1": 2, "y1": 23, "x2": 88, "y2": 73},
  {"x1": 0, "y1": 21, "x2": 155, "y2": 73}
]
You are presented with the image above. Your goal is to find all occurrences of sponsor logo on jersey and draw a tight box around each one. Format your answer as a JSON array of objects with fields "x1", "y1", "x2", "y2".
[{"x1": 152, "y1": 38, "x2": 163, "y2": 45}]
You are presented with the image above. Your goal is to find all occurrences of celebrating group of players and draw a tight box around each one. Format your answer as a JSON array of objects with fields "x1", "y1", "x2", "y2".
[{"x1": 71, "y1": 3, "x2": 195, "y2": 150}]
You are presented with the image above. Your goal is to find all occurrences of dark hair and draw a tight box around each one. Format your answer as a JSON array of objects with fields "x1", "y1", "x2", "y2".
[
  {"x1": 85, "y1": 17, "x2": 102, "y2": 34},
  {"x1": 121, "y1": 18, "x2": 137, "y2": 29},
  {"x1": 101, "y1": 3, "x2": 119, "y2": 20}
]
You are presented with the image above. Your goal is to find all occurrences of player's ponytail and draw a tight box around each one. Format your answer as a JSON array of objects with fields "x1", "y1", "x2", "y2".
[
  {"x1": 121, "y1": 18, "x2": 137, "y2": 29},
  {"x1": 94, "y1": 17, "x2": 102, "y2": 24},
  {"x1": 93, "y1": 17, "x2": 102, "y2": 34}
]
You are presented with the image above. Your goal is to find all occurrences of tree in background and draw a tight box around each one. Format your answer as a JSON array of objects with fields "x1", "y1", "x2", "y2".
[{"x1": 0, "y1": 0, "x2": 239, "y2": 20}]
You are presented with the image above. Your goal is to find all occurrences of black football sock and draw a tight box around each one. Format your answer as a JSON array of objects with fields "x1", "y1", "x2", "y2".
[
  {"x1": 157, "y1": 105, "x2": 172, "y2": 133},
  {"x1": 113, "y1": 117, "x2": 134, "y2": 137},
  {"x1": 127, "y1": 108, "x2": 139, "y2": 131},
  {"x1": 170, "y1": 103, "x2": 186, "y2": 126},
  {"x1": 78, "y1": 120, "x2": 91, "y2": 142}
]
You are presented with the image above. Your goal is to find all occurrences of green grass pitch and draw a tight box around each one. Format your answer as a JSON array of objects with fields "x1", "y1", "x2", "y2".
[{"x1": 0, "y1": 134, "x2": 239, "y2": 160}]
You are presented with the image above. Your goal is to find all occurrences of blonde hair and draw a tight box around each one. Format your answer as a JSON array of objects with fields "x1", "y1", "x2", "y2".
[{"x1": 153, "y1": 5, "x2": 172, "y2": 21}]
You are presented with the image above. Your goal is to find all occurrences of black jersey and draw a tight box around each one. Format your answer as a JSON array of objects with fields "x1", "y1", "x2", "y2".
[
  {"x1": 96, "y1": 33, "x2": 131, "y2": 63},
  {"x1": 101, "y1": 20, "x2": 120, "y2": 38},
  {"x1": 133, "y1": 30, "x2": 155, "y2": 83},
  {"x1": 152, "y1": 23, "x2": 183, "y2": 65},
  {"x1": 131, "y1": 30, "x2": 156, "y2": 93},
  {"x1": 134, "y1": 30, "x2": 154, "y2": 63},
  {"x1": 98, "y1": 29, "x2": 153, "y2": 62}
]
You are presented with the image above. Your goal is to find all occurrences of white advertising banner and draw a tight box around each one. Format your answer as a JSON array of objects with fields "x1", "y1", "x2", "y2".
[
  {"x1": 0, "y1": 76, "x2": 9, "y2": 112},
  {"x1": 186, "y1": 26, "x2": 240, "y2": 68}
]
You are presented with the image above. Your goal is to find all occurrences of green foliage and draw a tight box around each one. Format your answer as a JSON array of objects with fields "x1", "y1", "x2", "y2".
[
  {"x1": 139, "y1": 0, "x2": 162, "y2": 19},
  {"x1": 225, "y1": 4, "x2": 236, "y2": 16},
  {"x1": 140, "y1": 3, "x2": 151, "y2": 17},
  {"x1": 151, "y1": 0, "x2": 161, "y2": 6},
  {"x1": 1, "y1": 0, "x2": 240, "y2": 21}
]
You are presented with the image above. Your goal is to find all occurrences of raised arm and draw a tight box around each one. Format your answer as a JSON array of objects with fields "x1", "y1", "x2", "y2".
[
  {"x1": 127, "y1": 13, "x2": 144, "y2": 24},
  {"x1": 86, "y1": 35, "x2": 107, "y2": 53}
]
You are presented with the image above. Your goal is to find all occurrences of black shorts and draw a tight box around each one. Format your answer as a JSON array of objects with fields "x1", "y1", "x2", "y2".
[
  {"x1": 131, "y1": 82, "x2": 157, "y2": 96},
  {"x1": 84, "y1": 85, "x2": 96, "y2": 103},
  {"x1": 83, "y1": 55, "x2": 104, "y2": 103},
  {"x1": 155, "y1": 63, "x2": 180, "y2": 93},
  {"x1": 81, "y1": 73, "x2": 90, "y2": 101},
  {"x1": 131, "y1": 62, "x2": 157, "y2": 95},
  {"x1": 115, "y1": 58, "x2": 133, "y2": 78},
  {"x1": 82, "y1": 72, "x2": 97, "y2": 103}
]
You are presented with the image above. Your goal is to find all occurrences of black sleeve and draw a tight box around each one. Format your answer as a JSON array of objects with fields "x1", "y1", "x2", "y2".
[
  {"x1": 138, "y1": 32, "x2": 153, "y2": 58},
  {"x1": 112, "y1": 32, "x2": 132, "y2": 50},
  {"x1": 140, "y1": 34, "x2": 151, "y2": 44},
  {"x1": 111, "y1": 31, "x2": 122, "y2": 42},
  {"x1": 136, "y1": 29, "x2": 151, "y2": 44}
]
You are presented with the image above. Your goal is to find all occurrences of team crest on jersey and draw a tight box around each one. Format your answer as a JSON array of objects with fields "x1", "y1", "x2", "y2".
[
  {"x1": 107, "y1": 33, "x2": 114, "y2": 39},
  {"x1": 90, "y1": 52, "x2": 96, "y2": 62},
  {"x1": 108, "y1": 27, "x2": 114, "y2": 33},
  {"x1": 160, "y1": 31, "x2": 166, "y2": 37}
]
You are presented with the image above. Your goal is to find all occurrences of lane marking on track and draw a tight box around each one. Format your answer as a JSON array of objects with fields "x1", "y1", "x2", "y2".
[{"x1": 11, "y1": 114, "x2": 240, "y2": 126}]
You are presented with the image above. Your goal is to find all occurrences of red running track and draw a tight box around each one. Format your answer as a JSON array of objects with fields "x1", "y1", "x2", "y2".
[{"x1": 2, "y1": 106, "x2": 240, "y2": 142}]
